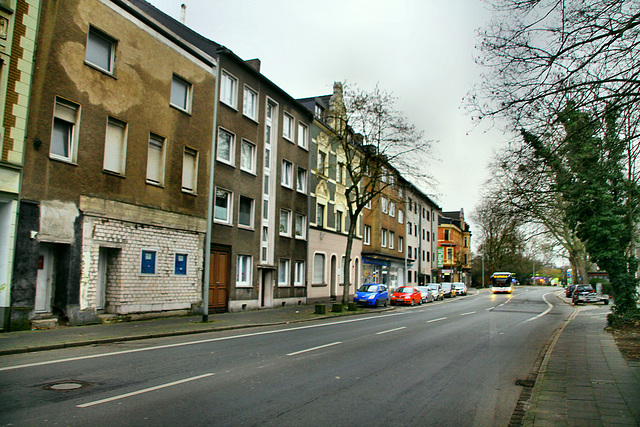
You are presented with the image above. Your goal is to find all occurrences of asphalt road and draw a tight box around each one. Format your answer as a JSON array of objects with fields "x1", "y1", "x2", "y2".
[{"x1": 0, "y1": 287, "x2": 572, "y2": 426}]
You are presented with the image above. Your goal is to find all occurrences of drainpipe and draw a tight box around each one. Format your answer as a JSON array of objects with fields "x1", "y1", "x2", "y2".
[{"x1": 202, "y1": 52, "x2": 222, "y2": 322}]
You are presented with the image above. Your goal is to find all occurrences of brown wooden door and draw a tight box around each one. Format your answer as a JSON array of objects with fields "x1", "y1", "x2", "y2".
[{"x1": 209, "y1": 249, "x2": 229, "y2": 312}]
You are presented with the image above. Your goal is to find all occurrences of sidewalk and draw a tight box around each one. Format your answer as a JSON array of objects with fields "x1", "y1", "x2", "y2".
[{"x1": 523, "y1": 300, "x2": 640, "y2": 426}]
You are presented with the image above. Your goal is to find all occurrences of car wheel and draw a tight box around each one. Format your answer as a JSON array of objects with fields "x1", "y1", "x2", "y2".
[
  {"x1": 383, "y1": 299, "x2": 388, "y2": 307},
  {"x1": 604, "y1": 299, "x2": 609, "y2": 305},
  {"x1": 410, "y1": 300, "x2": 415, "y2": 307}
]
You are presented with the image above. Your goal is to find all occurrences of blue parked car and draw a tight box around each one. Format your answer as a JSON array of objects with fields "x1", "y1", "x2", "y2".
[{"x1": 353, "y1": 284, "x2": 389, "y2": 307}]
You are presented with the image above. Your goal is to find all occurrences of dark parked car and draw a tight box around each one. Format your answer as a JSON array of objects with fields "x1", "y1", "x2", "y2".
[
  {"x1": 565, "y1": 284, "x2": 577, "y2": 297},
  {"x1": 390, "y1": 286, "x2": 422, "y2": 306},
  {"x1": 441, "y1": 283, "x2": 457, "y2": 298},
  {"x1": 353, "y1": 284, "x2": 389, "y2": 307}
]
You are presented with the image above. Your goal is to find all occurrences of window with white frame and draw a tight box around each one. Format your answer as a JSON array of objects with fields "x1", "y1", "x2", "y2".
[
  {"x1": 297, "y1": 122, "x2": 308, "y2": 149},
  {"x1": 146, "y1": 133, "x2": 165, "y2": 185},
  {"x1": 336, "y1": 210, "x2": 343, "y2": 233},
  {"x1": 281, "y1": 159, "x2": 293, "y2": 188},
  {"x1": 381, "y1": 229, "x2": 388, "y2": 247},
  {"x1": 389, "y1": 202, "x2": 396, "y2": 217},
  {"x1": 51, "y1": 97, "x2": 80, "y2": 162},
  {"x1": 336, "y1": 163, "x2": 343, "y2": 184},
  {"x1": 295, "y1": 213, "x2": 306, "y2": 239},
  {"x1": 243, "y1": 85, "x2": 258, "y2": 120},
  {"x1": 364, "y1": 225, "x2": 371, "y2": 245},
  {"x1": 182, "y1": 147, "x2": 198, "y2": 193},
  {"x1": 217, "y1": 128, "x2": 235, "y2": 165},
  {"x1": 317, "y1": 151, "x2": 326, "y2": 175},
  {"x1": 279, "y1": 209, "x2": 291, "y2": 236},
  {"x1": 365, "y1": 194, "x2": 372, "y2": 210},
  {"x1": 398, "y1": 210, "x2": 404, "y2": 224},
  {"x1": 316, "y1": 203, "x2": 325, "y2": 227},
  {"x1": 296, "y1": 167, "x2": 307, "y2": 193},
  {"x1": 85, "y1": 26, "x2": 116, "y2": 74},
  {"x1": 313, "y1": 253, "x2": 325, "y2": 284},
  {"x1": 238, "y1": 195, "x2": 254, "y2": 228},
  {"x1": 220, "y1": 70, "x2": 238, "y2": 108},
  {"x1": 103, "y1": 116, "x2": 127, "y2": 174},
  {"x1": 236, "y1": 255, "x2": 252, "y2": 286},
  {"x1": 240, "y1": 139, "x2": 256, "y2": 173},
  {"x1": 399, "y1": 236, "x2": 404, "y2": 252},
  {"x1": 214, "y1": 188, "x2": 233, "y2": 224},
  {"x1": 294, "y1": 261, "x2": 305, "y2": 286},
  {"x1": 283, "y1": 112, "x2": 294, "y2": 141},
  {"x1": 381, "y1": 197, "x2": 388, "y2": 214},
  {"x1": 140, "y1": 249, "x2": 157, "y2": 274},
  {"x1": 389, "y1": 231, "x2": 395, "y2": 249},
  {"x1": 278, "y1": 259, "x2": 290, "y2": 286},
  {"x1": 170, "y1": 74, "x2": 191, "y2": 112}
]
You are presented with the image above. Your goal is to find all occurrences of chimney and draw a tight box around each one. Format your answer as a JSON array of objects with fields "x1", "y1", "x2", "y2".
[
  {"x1": 245, "y1": 58, "x2": 261, "y2": 72},
  {"x1": 180, "y1": 4, "x2": 186, "y2": 24}
]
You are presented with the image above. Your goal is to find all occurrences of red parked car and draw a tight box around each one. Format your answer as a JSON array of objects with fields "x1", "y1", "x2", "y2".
[{"x1": 390, "y1": 286, "x2": 422, "y2": 306}]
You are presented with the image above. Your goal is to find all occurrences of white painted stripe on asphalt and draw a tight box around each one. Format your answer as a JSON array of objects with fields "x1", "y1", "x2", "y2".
[
  {"x1": 460, "y1": 311, "x2": 476, "y2": 316},
  {"x1": 427, "y1": 317, "x2": 447, "y2": 323},
  {"x1": 486, "y1": 307, "x2": 494, "y2": 311},
  {"x1": 77, "y1": 373, "x2": 214, "y2": 408},
  {"x1": 286, "y1": 342, "x2": 342, "y2": 356},
  {"x1": 0, "y1": 312, "x2": 409, "y2": 372},
  {"x1": 525, "y1": 292, "x2": 554, "y2": 322},
  {"x1": 376, "y1": 327, "x2": 406, "y2": 335}
]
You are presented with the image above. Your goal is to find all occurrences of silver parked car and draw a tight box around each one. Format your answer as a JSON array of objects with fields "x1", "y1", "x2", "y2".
[
  {"x1": 417, "y1": 286, "x2": 435, "y2": 303},
  {"x1": 427, "y1": 283, "x2": 444, "y2": 301},
  {"x1": 453, "y1": 282, "x2": 467, "y2": 296}
]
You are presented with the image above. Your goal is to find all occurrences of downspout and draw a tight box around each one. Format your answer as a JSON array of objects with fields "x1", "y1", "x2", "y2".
[{"x1": 202, "y1": 51, "x2": 222, "y2": 322}]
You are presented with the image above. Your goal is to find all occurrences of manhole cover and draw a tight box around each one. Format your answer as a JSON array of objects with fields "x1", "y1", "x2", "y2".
[{"x1": 43, "y1": 380, "x2": 92, "y2": 392}]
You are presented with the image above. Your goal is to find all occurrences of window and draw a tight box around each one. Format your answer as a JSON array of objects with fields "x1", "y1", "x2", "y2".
[
  {"x1": 294, "y1": 261, "x2": 305, "y2": 286},
  {"x1": 408, "y1": 222, "x2": 412, "y2": 235},
  {"x1": 365, "y1": 195, "x2": 371, "y2": 210},
  {"x1": 335, "y1": 210, "x2": 343, "y2": 233},
  {"x1": 336, "y1": 163, "x2": 343, "y2": 184},
  {"x1": 146, "y1": 133, "x2": 165, "y2": 185},
  {"x1": 295, "y1": 213, "x2": 306, "y2": 239},
  {"x1": 389, "y1": 202, "x2": 396, "y2": 217},
  {"x1": 316, "y1": 203, "x2": 325, "y2": 227},
  {"x1": 408, "y1": 245, "x2": 413, "y2": 258},
  {"x1": 389, "y1": 231, "x2": 395, "y2": 249},
  {"x1": 279, "y1": 209, "x2": 291, "y2": 236},
  {"x1": 182, "y1": 147, "x2": 198, "y2": 193},
  {"x1": 297, "y1": 122, "x2": 308, "y2": 149},
  {"x1": 220, "y1": 70, "x2": 238, "y2": 108},
  {"x1": 398, "y1": 210, "x2": 404, "y2": 224},
  {"x1": 236, "y1": 255, "x2": 252, "y2": 287},
  {"x1": 174, "y1": 253, "x2": 187, "y2": 275},
  {"x1": 51, "y1": 97, "x2": 80, "y2": 162},
  {"x1": 381, "y1": 229, "x2": 388, "y2": 247},
  {"x1": 296, "y1": 167, "x2": 307, "y2": 193},
  {"x1": 217, "y1": 128, "x2": 235, "y2": 165},
  {"x1": 103, "y1": 116, "x2": 127, "y2": 174},
  {"x1": 170, "y1": 74, "x2": 191, "y2": 112},
  {"x1": 281, "y1": 160, "x2": 293, "y2": 188},
  {"x1": 313, "y1": 253, "x2": 325, "y2": 284},
  {"x1": 278, "y1": 259, "x2": 290, "y2": 286},
  {"x1": 243, "y1": 85, "x2": 258, "y2": 120},
  {"x1": 214, "y1": 188, "x2": 233, "y2": 224},
  {"x1": 444, "y1": 229, "x2": 450, "y2": 241},
  {"x1": 85, "y1": 26, "x2": 116, "y2": 74},
  {"x1": 240, "y1": 140, "x2": 256, "y2": 173},
  {"x1": 399, "y1": 236, "x2": 404, "y2": 253},
  {"x1": 283, "y1": 112, "x2": 294, "y2": 140},
  {"x1": 364, "y1": 225, "x2": 371, "y2": 245},
  {"x1": 141, "y1": 250, "x2": 156, "y2": 274},
  {"x1": 381, "y1": 197, "x2": 388, "y2": 214},
  {"x1": 317, "y1": 151, "x2": 326, "y2": 175},
  {"x1": 238, "y1": 196, "x2": 254, "y2": 228},
  {"x1": 314, "y1": 104, "x2": 324, "y2": 120}
]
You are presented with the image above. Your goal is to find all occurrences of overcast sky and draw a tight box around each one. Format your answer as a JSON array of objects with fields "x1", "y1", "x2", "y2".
[{"x1": 147, "y1": 0, "x2": 510, "y2": 244}]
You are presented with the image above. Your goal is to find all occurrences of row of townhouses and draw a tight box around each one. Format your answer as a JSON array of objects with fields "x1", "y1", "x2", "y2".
[{"x1": 0, "y1": 0, "x2": 471, "y2": 331}]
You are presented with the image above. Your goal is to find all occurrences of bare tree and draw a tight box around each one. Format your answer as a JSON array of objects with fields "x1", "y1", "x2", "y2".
[{"x1": 324, "y1": 83, "x2": 434, "y2": 304}]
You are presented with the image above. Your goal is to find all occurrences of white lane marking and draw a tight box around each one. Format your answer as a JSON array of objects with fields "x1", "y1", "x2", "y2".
[
  {"x1": 376, "y1": 327, "x2": 406, "y2": 335},
  {"x1": 427, "y1": 317, "x2": 447, "y2": 323},
  {"x1": 486, "y1": 307, "x2": 494, "y2": 311},
  {"x1": 460, "y1": 311, "x2": 476, "y2": 316},
  {"x1": 0, "y1": 312, "x2": 409, "y2": 372},
  {"x1": 525, "y1": 292, "x2": 554, "y2": 322},
  {"x1": 286, "y1": 342, "x2": 342, "y2": 356},
  {"x1": 77, "y1": 373, "x2": 214, "y2": 408}
]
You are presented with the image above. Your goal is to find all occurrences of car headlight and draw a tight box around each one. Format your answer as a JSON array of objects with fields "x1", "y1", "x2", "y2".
[{"x1": 368, "y1": 294, "x2": 376, "y2": 299}]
